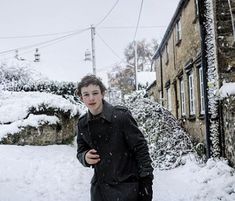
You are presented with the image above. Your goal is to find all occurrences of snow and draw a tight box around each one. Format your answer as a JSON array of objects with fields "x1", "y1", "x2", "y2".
[
  {"x1": 0, "y1": 91, "x2": 79, "y2": 124},
  {"x1": 0, "y1": 114, "x2": 59, "y2": 139},
  {"x1": 219, "y1": 82, "x2": 235, "y2": 98},
  {"x1": 0, "y1": 144, "x2": 235, "y2": 201},
  {"x1": 137, "y1": 71, "x2": 156, "y2": 87},
  {"x1": 0, "y1": 91, "x2": 82, "y2": 139},
  {"x1": 204, "y1": 0, "x2": 221, "y2": 157},
  {"x1": 123, "y1": 91, "x2": 193, "y2": 170}
]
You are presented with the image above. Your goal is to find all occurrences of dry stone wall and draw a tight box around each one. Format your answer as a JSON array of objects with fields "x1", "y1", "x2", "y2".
[
  {"x1": 0, "y1": 113, "x2": 79, "y2": 146},
  {"x1": 223, "y1": 96, "x2": 235, "y2": 166}
]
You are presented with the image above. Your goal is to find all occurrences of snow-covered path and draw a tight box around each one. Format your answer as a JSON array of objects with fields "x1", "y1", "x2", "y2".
[
  {"x1": 0, "y1": 145, "x2": 92, "y2": 201},
  {"x1": 0, "y1": 145, "x2": 235, "y2": 201}
]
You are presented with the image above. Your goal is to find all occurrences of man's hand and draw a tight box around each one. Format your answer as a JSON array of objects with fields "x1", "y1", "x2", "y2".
[{"x1": 85, "y1": 149, "x2": 100, "y2": 165}]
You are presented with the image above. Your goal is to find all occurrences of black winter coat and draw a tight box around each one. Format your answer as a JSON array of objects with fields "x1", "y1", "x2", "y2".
[{"x1": 77, "y1": 100, "x2": 153, "y2": 201}]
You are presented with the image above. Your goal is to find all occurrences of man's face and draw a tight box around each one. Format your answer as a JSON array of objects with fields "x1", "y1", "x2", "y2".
[{"x1": 80, "y1": 84, "x2": 104, "y2": 115}]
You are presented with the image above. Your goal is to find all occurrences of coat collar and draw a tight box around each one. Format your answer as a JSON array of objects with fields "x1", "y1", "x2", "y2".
[{"x1": 86, "y1": 100, "x2": 113, "y2": 124}]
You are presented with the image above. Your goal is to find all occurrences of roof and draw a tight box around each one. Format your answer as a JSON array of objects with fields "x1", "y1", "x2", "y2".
[{"x1": 152, "y1": 0, "x2": 189, "y2": 60}]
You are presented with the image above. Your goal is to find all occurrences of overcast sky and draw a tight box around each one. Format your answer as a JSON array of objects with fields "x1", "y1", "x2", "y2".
[{"x1": 0, "y1": 0, "x2": 180, "y2": 82}]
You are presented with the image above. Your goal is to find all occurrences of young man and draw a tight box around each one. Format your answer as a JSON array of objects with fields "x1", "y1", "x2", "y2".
[{"x1": 76, "y1": 75, "x2": 153, "y2": 201}]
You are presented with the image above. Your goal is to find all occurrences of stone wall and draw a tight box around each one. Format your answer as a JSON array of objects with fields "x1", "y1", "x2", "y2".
[
  {"x1": 223, "y1": 96, "x2": 235, "y2": 166},
  {"x1": 0, "y1": 113, "x2": 79, "y2": 146},
  {"x1": 216, "y1": 0, "x2": 235, "y2": 82}
]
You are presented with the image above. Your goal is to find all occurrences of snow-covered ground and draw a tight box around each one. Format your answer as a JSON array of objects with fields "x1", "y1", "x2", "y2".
[{"x1": 0, "y1": 144, "x2": 235, "y2": 201}]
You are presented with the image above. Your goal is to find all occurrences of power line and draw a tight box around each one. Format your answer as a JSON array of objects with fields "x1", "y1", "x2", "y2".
[
  {"x1": 98, "y1": 25, "x2": 166, "y2": 29},
  {"x1": 0, "y1": 28, "x2": 87, "y2": 39},
  {"x1": 133, "y1": 0, "x2": 144, "y2": 41},
  {"x1": 96, "y1": 31, "x2": 123, "y2": 60},
  {"x1": 95, "y1": 0, "x2": 120, "y2": 27},
  {"x1": 133, "y1": 0, "x2": 144, "y2": 91},
  {"x1": 0, "y1": 25, "x2": 166, "y2": 40},
  {"x1": 0, "y1": 28, "x2": 90, "y2": 56},
  {"x1": 96, "y1": 31, "x2": 136, "y2": 69}
]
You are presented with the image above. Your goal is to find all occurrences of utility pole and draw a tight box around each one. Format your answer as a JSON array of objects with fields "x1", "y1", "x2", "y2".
[
  {"x1": 134, "y1": 40, "x2": 138, "y2": 90},
  {"x1": 91, "y1": 25, "x2": 96, "y2": 75}
]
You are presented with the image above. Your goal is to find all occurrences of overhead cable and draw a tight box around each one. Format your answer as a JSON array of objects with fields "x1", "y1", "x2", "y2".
[
  {"x1": 95, "y1": 0, "x2": 120, "y2": 27},
  {"x1": 0, "y1": 28, "x2": 90, "y2": 56},
  {"x1": 98, "y1": 25, "x2": 166, "y2": 29},
  {"x1": 96, "y1": 31, "x2": 123, "y2": 60},
  {"x1": 0, "y1": 28, "x2": 86, "y2": 39},
  {"x1": 133, "y1": 0, "x2": 144, "y2": 41},
  {"x1": 96, "y1": 31, "x2": 135, "y2": 68}
]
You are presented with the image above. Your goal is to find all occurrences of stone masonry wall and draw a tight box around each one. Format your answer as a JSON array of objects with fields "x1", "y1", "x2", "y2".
[
  {"x1": 216, "y1": 0, "x2": 235, "y2": 82},
  {"x1": 0, "y1": 114, "x2": 78, "y2": 146},
  {"x1": 222, "y1": 96, "x2": 235, "y2": 166}
]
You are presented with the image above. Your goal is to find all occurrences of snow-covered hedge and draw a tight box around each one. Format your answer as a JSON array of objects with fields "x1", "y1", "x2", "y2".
[
  {"x1": 0, "y1": 91, "x2": 84, "y2": 141},
  {"x1": 0, "y1": 59, "x2": 77, "y2": 96},
  {"x1": 123, "y1": 91, "x2": 194, "y2": 170}
]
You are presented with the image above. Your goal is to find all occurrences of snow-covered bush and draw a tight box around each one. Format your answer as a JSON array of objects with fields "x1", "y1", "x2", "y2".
[
  {"x1": 0, "y1": 59, "x2": 77, "y2": 96},
  {"x1": 0, "y1": 59, "x2": 47, "y2": 91},
  {"x1": 0, "y1": 91, "x2": 84, "y2": 145},
  {"x1": 123, "y1": 91, "x2": 194, "y2": 170}
]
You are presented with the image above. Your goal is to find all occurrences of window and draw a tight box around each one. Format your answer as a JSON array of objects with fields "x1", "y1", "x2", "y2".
[
  {"x1": 188, "y1": 71, "x2": 195, "y2": 115},
  {"x1": 198, "y1": 66, "x2": 205, "y2": 114},
  {"x1": 165, "y1": 43, "x2": 169, "y2": 64},
  {"x1": 176, "y1": 18, "x2": 182, "y2": 43},
  {"x1": 179, "y1": 78, "x2": 186, "y2": 116},
  {"x1": 166, "y1": 87, "x2": 172, "y2": 111}
]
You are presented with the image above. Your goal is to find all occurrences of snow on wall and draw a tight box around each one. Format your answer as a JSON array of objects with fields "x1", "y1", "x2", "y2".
[
  {"x1": 204, "y1": 0, "x2": 221, "y2": 157},
  {"x1": 218, "y1": 82, "x2": 235, "y2": 98}
]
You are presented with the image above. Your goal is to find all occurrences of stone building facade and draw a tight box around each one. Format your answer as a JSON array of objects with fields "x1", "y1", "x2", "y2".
[
  {"x1": 151, "y1": 0, "x2": 235, "y2": 159},
  {"x1": 152, "y1": 0, "x2": 206, "y2": 143}
]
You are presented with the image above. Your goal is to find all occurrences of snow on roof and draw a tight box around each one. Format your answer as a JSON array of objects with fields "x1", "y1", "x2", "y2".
[
  {"x1": 137, "y1": 71, "x2": 156, "y2": 86},
  {"x1": 218, "y1": 82, "x2": 235, "y2": 98}
]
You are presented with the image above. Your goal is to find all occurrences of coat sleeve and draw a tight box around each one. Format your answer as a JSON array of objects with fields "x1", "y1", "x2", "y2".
[
  {"x1": 76, "y1": 124, "x2": 91, "y2": 167},
  {"x1": 122, "y1": 110, "x2": 153, "y2": 179}
]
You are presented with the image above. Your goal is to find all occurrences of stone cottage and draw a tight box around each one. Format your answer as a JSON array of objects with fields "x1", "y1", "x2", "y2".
[{"x1": 151, "y1": 0, "x2": 235, "y2": 162}]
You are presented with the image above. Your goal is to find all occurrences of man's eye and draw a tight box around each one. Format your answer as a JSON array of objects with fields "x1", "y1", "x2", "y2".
[
  {"x1": 83, "y1": 94, "x2": 89, "y2": 97},
  {"x1": 93, "y1": 92, "x2": 98, "y2": 95}
]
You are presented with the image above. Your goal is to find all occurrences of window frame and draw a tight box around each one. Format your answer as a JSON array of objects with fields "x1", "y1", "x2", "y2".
[
  {"x1": 176, "y1": 18, "x2": 182, "y2": 44},
  {"x1": 188, "y1": 70, "x2": 195, "y2": 115},
  {"x1": 165, "y1": 42, "x2": 169, "y2": 64},
  {"x1": 166, "y1": 87, "x2": 172, "y2": 112},
  {"x1": 198, "y1": 65, "x2": 205, "y2": 115},
  {"x1": 179, "y1": 77, "x2": 186, "y2": 116}
]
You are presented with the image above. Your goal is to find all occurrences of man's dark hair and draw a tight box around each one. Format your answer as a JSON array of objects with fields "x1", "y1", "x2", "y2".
[{"x1": 76, "y1": 74, "x2": 107, "y2": 96}]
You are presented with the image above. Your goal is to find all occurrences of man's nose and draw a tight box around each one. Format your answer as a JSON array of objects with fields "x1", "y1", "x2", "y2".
[{"x1": 89, "y1": 94, "x2": 95, "y2": 100}]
